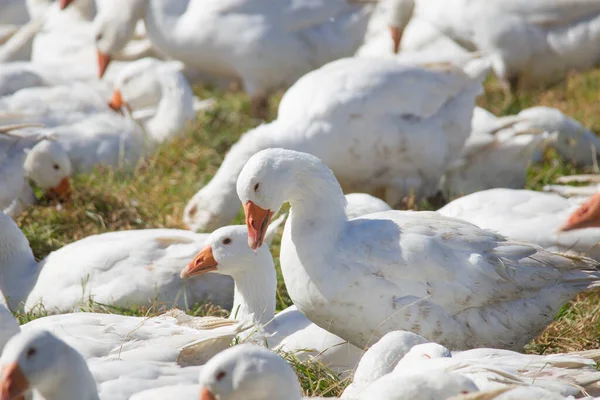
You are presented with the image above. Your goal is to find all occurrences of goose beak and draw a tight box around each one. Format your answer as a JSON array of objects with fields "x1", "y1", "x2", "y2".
[
  {"x1": 181, "y1": 246, "x2": 218, "y2": 278},
  {"x1": 59, "y1": 0, "x2": 73, "y2": 9},
  {"x1": 389, "y1": 25, "x2": 402, "y2": 53},
  {"x1": 199, "y1": 387, "x2": 216, "y2": 400},
  {"x1": 243, "y1": 201, "x2": 273, "y2": 250},
  {"x1": 559, "y1": 194, "x2": 600, "y2": 232},
  {"x1": 0, "y1": 362, "x2": 29, "y2": 400},
  {"x1": 45, "y1": 177, "x2": 71, "y2": 202},
  {"x1": 97, "y1": 50, "x2": 111, "y2": 78},
  {"x1": 108, "y1": 89, "x2": 129, "y2": 113}
]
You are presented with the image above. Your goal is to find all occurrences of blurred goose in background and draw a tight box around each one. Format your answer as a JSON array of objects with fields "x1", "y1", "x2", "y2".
[
  {"x1": 0, "y1": 126, "x2": 71, "y2": 214},
  {"x1": 443, "y1": 106, "x2": 600, "y2": 198},
  {"x1": 438, "y1": 188, "x2": 600, "y2": 260},
  {"x1": 184, "y1": 57, "x2": 484, "y2": 232},
  {"x1": 237, "y1": 148, "x2": 600, "y2": 351},
  {"x1": 181, "y1": 225, "x2": 363, "y2": 375},
  {"x1": 63, "y1": 0, "x2": 375, "y2": 116},
  {"x1": 20, "y1": 308, "x2": 247, "y2": 366},
  {"x1": 544, "y1": 175, "x2": 600, "y2": 198},
  {"x1": 1, "y1": 58, "x2": 209, "y2": 173},
  {"x1": 356, "y1": 0, "x2": 483, "y2": 71},
  {"x1": 0, "y1": 211, "x2": 234, "y2": 314},
  {"x1": 385, "y1": 0, "x2": 600, "y2": 96},
  {"x1": 441, "y1": 107, "x2": 549, "y2": 198}
]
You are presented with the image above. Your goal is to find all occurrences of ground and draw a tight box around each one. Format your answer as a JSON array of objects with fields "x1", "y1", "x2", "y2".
[{"x1": 13, "y1": 70, "x2": 600, "y2": 396}]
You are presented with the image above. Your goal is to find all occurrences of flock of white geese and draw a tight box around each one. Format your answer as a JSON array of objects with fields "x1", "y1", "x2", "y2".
[{"x1": 2, "y1": 0, "x2": 600, "y2": 399}]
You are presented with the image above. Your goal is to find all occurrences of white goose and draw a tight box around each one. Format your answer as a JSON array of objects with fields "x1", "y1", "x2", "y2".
[
  {"x1": 180, "y1": 225, "x2": 363, "y2": 374},
  {"x1": 438, "y1": 188, "x2": 600, "y2": 261},
  {"x1": 3, "y1": 58, "x2": 203, "y2": 173},
  {"x1": 0, "y1": 129, "x2": 72, "y2": 214},
  {"x1": 199, "y1": 343, "x2": 481, "y2": 400},
  {"x1": 447, "y1": 386, "x2": 575, "y2": 400},
  {"x1": 445, "y1": 106, "x2": 600, "y2": 198},
  {"x1": 392, "y1": 343, "x2": 600, "y2": 396},
  {"x1": 0, "y1": 303, "x2": 247, "y2": 399},
  {"x1": 0, "y1": 210, "x2": 234, "y2": 313},
  {"x1": 197, "y1": 344, "x2": 307, "y2": 400},
  {"x1": 356, "y1": 0, "x2": 482, "y2": 70},
  {"x1": 64, "y1": 0, "x2": 375, "y2": 114},
  {"x1": 389, "y1": 0, "x2": 600, "y2": 93},
  {"x1": 184, "y1": 57, "x2": 483, "y2": 232},
  {"x1": 236, "y1": 148, "x2": 600, "y2": 351},
  {"x1": 343, "y1": 331, "x2": 600, "y2": 399},
  {"x1": 441, "y1": 107, "x2": 549, "y2": 198},
  {"x1": 0, "y1": 329, "x2": 218, "y2": 400}
]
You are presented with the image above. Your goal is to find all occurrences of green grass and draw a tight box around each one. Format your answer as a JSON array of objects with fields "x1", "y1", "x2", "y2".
[{"x1": 12, "y1": 71, "x2": 600, "y2": 396}]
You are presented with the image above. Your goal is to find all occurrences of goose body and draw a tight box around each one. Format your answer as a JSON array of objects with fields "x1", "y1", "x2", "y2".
[
  {"x1": 236, "y1": 148, "x2": 600, "y2": 351},
  {"x1": 198, "y1": 344, "x2": 331, "y2": 400},
  {"x1": 404, "y1": 0, "x2": 600, "y2": 90},
  {"x1": 438, "y1": 189, "x2": 600, "y2": 260},
  {"x1": 0, "y1": 211, "x2": 233, "y2": 314},
  {"x1": 185, "y1": 57, "x2": 483, "y2": 231},
  {"x1": 21, "y1": 309, "x2": 245, "y2": 366}
]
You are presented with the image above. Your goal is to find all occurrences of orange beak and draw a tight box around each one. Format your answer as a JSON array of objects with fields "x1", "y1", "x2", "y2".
[
  {"x1": 199, "y1": 387, "x2": 216, "y2": 400},
  {"x1": 559, "y1": 193, "x2": 600, "y2": 232},
  {"x1": 108, "y1": 89, "x2": 125, "y2": 112},
  {"x1": 243, "y1": 201, "x2": 273, "y2": 250},
  {"x1": 180, "y1": 246, "x2": 218, "y2": 278},
  {"x1": 97, "y1": 50, "x2": 111, "y2": 78},
  {"x1": 0, "y1": 362, "x2": 29, "y2": 400},
  {"x1": 389, "y1": 25, "x2": 402, "y2": 54},
  {"x1": 58, "y1": 0, "x2": 74, "y2": 9},
  {"x1": 45, "y1": 177, "x2": 71, "y2": 202}
]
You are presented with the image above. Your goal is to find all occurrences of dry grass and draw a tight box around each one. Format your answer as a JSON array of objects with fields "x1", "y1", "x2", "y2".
[{"x1": 11, "y1": 71, "x2": 600, "y2": 395}]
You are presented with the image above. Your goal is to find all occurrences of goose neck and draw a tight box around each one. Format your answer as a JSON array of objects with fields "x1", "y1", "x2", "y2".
[
  {"x1": 0, "y1": 214, "x2": 38, "y2": 310},
  {"x1": 229, "y1": 254, "x2": 277, "y2": 327},
  {"x1": 144, "y1": 68, "x2": 195, "y2": 143},
  {"x1": 37, "y1": 353, "x2": 99, "y2": 400}
]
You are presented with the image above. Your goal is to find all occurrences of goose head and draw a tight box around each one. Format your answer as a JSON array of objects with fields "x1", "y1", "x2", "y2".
[
  {"x1": 23, "y1": 140, "x2": 72, "y2": 202},
  {"x1": 198, "y1": 344, "x2": 302, "y2": 400},
  {"x1": 181, "y1": 226, "x2": 272, "y2": 280},
  {"x1": 342, "y1": 330, "x2": 428, "y2": 398},
  {"x1": 394, "y1": 343, "x2": 452, "y2": 371},
  {"x1": 237, "y1": 148, "x2": 332, "y2": 250},
  {"x1": 387, "y1": 0, "x2": 415, "y2": 53},
  {"x1": 0, "y1": 330, "x2": 97, "y2": 400},
  {"x1": 61, "y1": 0, "x2": 145, "y2": 77},
  {"x1": 107, "y1": 58, "x2": 164, "y2": 112},
  {"x1": 559, "y1": 193, "x2": 600, "y2": 232}
]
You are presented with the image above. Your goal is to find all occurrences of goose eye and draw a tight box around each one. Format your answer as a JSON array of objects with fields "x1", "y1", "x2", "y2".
[
  {"x1": 222, "y1": 238, "x2": 232, "y2": 245},
  {"x1": 53, "y1": 164, "x2": 60, "y2": 170},
  {"x1": 26, "y1": 347, "x2": 37, "y2": 359},
  {"x1": 215, "y1": 371, "x2": 226, "y2": 381},
  {"x1": 95, "y1": 33, "x2": 103, "y2": 42},
  {"x1": 253, "y1": 183, "x2": 260, "y2": 192}
]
